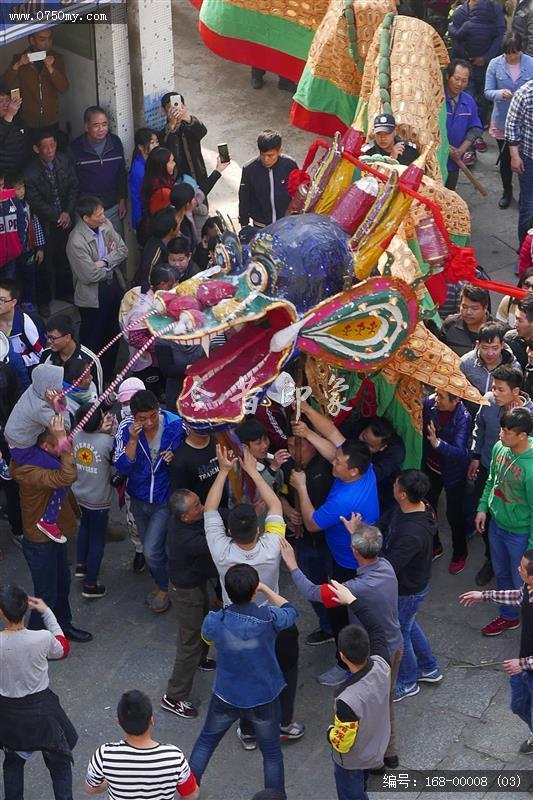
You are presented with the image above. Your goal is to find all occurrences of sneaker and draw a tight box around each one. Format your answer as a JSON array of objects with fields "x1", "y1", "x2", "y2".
[
  {"x1": 393, "y1": 683, "x2": 420, "y2": 703},
  {"x1": 36, "y1": 520, "x2": 67, "y2": 544},
  {"x1": 462, "y1": 149, "x2": 476, "y2": 167},
  {"x1": 448, "y1": 556, "x2": 467, "y2": 575},
  {"x1": 475, "y1": 560, "x2": 494, "y2": 587},
  {"x1": 251, "y1": 74, "x2": 264, "y2": 90},
  {"x1": 0, "y1": 460, "x2": 12, "y2": 480},
  {"x1": 305, "y1": 628, "x2": 335, "y2": 646},
  {"x1": 482, "y1": 616, "x2": 520, "y2": 636},
  {"x1": 237, "y1": 726, "x2": 257, "y2": 751},
  {"x1": 133, "y1": 552, "x2": 146, "y2": 573},
  {"x1": 82, "y1": 584, "x2": 107, "y2": 599},
  {"x1": 11, "y1": 534, "x2": 23, "y2": 549},
  {"x1": 198, "y1": 657, "x2": 216, "y2": 672},
  {"x1": 160, "y1": 695, "x2": 198, "y2": 719},
  {"x1": 520, "y1": 731, "x2": 533, "y2": 754},
  {"x1": 148, "y1": 590, "x2": 170, "y2": 614},
  {"x1": 418, "y1": 668, "x2": 443, "y2": 684},
  {"x1": 317, "y1": 664, "x2": 349, "y2": 687},
  {"x1": 473, "y1": 136, "x2": 488, "y2": 152},
  {"x1": 75, "y1": 564, "x2": 87, "y2": 578},
  {"x1": 280, "y1": 721, "x2": 305, "y2": 741},
  {"x1": 432, "y1": 544, "x2": 444, "y2": 561}
]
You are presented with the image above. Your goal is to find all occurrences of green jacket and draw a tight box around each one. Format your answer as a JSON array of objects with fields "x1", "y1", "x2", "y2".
[{"x1": 478, "y1": 439, "x2": 533, "y2": 545}]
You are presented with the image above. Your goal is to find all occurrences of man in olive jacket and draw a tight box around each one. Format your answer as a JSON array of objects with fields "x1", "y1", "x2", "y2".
[{"x1": 66, "y1": 194, "x2": 127, "y2": 380}]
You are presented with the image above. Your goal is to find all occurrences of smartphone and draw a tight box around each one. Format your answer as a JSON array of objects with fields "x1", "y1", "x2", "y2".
[
  {"x1": 10, "y1": 88, "x2": 20, "y2": 101},
  {"x1": 27, "y1": 50, "x2": 46, "y2": 63},
  {"x1": 217, "y1": 143, "x2": 230, "y2": 164},
  {"x1": 169, "y1": 93, "x2": 183, "y2": 112}
]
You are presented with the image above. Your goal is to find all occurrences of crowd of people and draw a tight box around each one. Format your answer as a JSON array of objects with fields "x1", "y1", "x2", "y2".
[{"x1": 2, "y1": 7, "x2": 533, "y2": 800}]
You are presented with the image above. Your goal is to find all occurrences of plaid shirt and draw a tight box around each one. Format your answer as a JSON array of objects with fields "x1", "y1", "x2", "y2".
[
  {"x1": 505, "y1": 81, "x2": 533, "y2": 161},
  {"x1": 482, "y1": 586, "x2": 533, "y2": 669}
]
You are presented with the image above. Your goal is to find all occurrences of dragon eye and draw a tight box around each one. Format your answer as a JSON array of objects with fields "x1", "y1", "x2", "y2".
[
  {"x1": 214, "y1": 244, "x2": 231, "y2": 274},
  {"x1": 246, "y1": 261, "x2": 268, "y2": 292}
]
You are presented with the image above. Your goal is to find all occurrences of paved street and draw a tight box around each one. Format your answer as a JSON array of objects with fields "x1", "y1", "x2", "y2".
[{"x1": 1, "y1": 2, "x2": 532, "y2": 798}]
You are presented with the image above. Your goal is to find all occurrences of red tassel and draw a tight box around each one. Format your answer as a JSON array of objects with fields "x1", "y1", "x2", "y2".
[{"x1": 287, "y1": 168, "x2": 311, "y2": 197}]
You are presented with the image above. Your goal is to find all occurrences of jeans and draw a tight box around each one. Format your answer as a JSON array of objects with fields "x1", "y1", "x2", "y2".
[
  {"x1": 510, "y1": 671, "x2": 533, "y2": 729},
  {"x1": 518, "y1": 154, "x2": 533, "y2": 245},
  {"x1": 3, "y1": 749, "x2": 73, "y2": 800},
  {"x1": 76, "y1": 506, "x2": 109, "y2": 585},
  {"x1": 397, "y1": 586, "x2": 439, "y2": 691},
  {"x1": 241, "y1": 625, "x2": 299, "y2": 735},
  {"x1": 334, "y1": 763, "x2": 369, "y2": 800},
  {"x1": 294, "y1": 537, "x2": 333, "y2": 633},
  {"x1": 16, "y1": 250, "x2": 36, "y2": 306},
  {"x1": 189, "y1": 694, "x2": 285, "y2": 797},
  {"x1": 426, "y1": 471, "x2": 468, "y2": 561},
  {"x1": 129, "y1": 498, "x2": 170, "y2": 591},
  {"x1": 22, "y1": 539, "x2": 72, "y2": 630},
  {"x1": 488, "y1": 520, "x2": 528, "y2": 621}
]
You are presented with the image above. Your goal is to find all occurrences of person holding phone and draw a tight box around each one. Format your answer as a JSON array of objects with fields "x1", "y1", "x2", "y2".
[
  {"x1": 0, "y1": 82, "x2": 28, "y2": 177},
  {"x1": 3, "y1": 28, "x2": 68, "y2": 133},
  {"x1": 158, "y1": 91, "x2": 209, "y2": 187}
]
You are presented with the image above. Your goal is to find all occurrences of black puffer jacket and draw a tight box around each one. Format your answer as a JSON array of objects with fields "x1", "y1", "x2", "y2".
[
  {"x1": 24, "y1": 152, "x2": 78, "y2": 228},
  {"x1": 0, "y1": 115, "x2": 29, "y2": 177}
]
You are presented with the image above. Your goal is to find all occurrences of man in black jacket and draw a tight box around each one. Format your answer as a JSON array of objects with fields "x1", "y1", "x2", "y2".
[
  {"x1": 238, "y1": 130, "x2": 297, "y2": 242},
  {"x1": 158, "y1": 92, "x2": 208, "y2": 186},
  {"x1": 505, "y1": 296, "x2": 533, "y2": 370},
  {"x1": 382, "y1": 470, "x2": 442, "y2": 702},
  {"x1": 0, "y1": 83, "x2": 28, "y2": 178},
  {"x1": 160, "y1": 489, "x2": 218, "y2": 720},
  {"x1": 25, "y1": 129, "x2": 78, "y2": 311}
]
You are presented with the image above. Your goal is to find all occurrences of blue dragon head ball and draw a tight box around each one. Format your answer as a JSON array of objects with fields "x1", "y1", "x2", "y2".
[{"x1": 245, "y1": 213, "x2": 354, "y2": 313}]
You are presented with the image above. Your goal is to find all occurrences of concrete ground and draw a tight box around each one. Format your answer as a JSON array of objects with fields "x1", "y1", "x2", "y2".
[{"x1": 1, "y1": 3, "x2": 532, "y2": 798}]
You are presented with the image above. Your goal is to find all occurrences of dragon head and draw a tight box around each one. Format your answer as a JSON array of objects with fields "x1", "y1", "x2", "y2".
[{"x1": 146, "y1": 214, "x2": 355, "y2": 429}]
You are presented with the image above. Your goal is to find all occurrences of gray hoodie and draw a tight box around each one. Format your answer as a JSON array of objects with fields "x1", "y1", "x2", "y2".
[
  {"x1": 72, "y1": 431, "x2": 114, "y2": 509},
  {"x1": 460, "y1": 346, "x2": 522, "y2": 396},
  {"x1": 4, "y1": 364, "x2": 70, "y2": 450},
  {"x1": 471, "y1": 391, "x2": 533, "y2": 468}
]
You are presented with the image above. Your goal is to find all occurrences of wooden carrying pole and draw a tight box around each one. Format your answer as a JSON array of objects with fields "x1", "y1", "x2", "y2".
[{"x1": 449, "y1": 148, "x2": 488, "y2": 196}]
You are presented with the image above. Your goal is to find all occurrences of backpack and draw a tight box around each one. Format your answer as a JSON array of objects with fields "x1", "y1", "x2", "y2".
[{"x1": 0, "y1": 190, "x2": 23, "y2": 268}]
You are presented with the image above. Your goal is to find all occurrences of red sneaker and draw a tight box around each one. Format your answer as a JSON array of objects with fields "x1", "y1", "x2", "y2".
[
  {"x1": 473, "y1": 136, "x2": 488, "y2": 153},
  {"x1": 482, "y1": 616, "x2": 520, "y2": 636},
  {"x1": 449, "y1": 556, "x2": 467, "y2": 575},
  {"x1": 432, "y1": 544, "x2": 444, "y2": 561},
  {"x1": 36, "y1": 520, "x2": 67, "y2": 544}
]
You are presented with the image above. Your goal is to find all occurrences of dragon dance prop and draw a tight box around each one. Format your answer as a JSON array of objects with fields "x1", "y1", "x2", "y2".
[
  {"x1": 193, "y1": 0, "x2": 330, "y2": 84},
  {"x1": 62, "y1": 10, "x2": 524, "y2": 473}
]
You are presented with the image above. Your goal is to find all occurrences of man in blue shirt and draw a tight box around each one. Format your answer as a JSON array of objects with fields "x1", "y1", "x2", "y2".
[
  {"x1": 290, "y1": 421, "x2": 379, "y2": 686},
  {"x1": 445, "y1": 59, "x2": 483, "y2": 190}
]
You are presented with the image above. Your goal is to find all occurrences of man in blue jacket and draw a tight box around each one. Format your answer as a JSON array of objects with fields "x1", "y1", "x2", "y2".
[
  {"x1": 445, "y1": 60, "x2": 484, "y2": 189},
  {"x1": 449, "y1": 0, "x2": 505, "y2": 137},
  {"x1": 69, "y1": 106, "x2": 127, "y2": 236},
  {"x1": 423, "y1": 390, "x2": 472, "y2": 574},
  {"x1": 114, "y1": 389, "x2": 184, "y2": 613},
  {"x1": 189, "y1": 564, "x2": 298, "y2": 799}
]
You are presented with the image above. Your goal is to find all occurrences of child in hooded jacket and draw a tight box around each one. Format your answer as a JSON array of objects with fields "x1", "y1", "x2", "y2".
[{"x1": 5, "y1": 363, "x2": 71, "y2": 543}]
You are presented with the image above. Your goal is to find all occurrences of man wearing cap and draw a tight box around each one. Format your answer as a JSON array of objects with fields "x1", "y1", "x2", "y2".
[{"x1": 362, "y1": 113, "x2": 420, "y2": 166}]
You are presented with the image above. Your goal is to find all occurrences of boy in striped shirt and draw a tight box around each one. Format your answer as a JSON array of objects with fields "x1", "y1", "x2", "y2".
[{"x1": 85, "y1": 690, "x2": 199, "y2": 799}]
